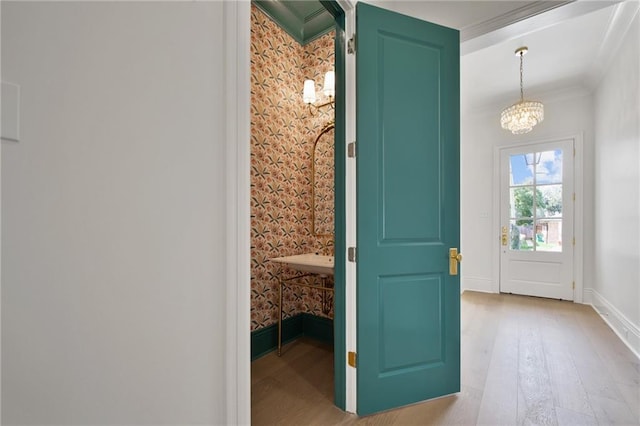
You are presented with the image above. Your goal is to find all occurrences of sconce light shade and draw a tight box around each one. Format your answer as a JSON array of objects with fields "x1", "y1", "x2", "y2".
[
  {"x1": 323, "y1": 71, "x2": 335, "y2": 98},
  {"x1": 303, "y1": 79, "x2": 316, "y2": 104}
]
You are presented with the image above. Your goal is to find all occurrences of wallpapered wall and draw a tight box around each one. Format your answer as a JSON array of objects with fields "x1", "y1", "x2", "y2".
[{"x1": 250, "y1": 6, "x2": 335, "y2": 331}]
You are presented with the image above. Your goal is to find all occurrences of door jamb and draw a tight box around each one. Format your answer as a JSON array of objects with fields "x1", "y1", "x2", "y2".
[
  {"x1": 492, "y1": 134, "x2": 584, "y2": 303},
  {"x1": 321, "y1": 0, "x2": 349, "y2": 411},
  {"x1": 225, "y1": 2, "x2": 251, "y2": 425},
  {"x1": 225, "y1": 1, "x2": 357, "y2": 423},
  {"x1": 336, "y1": 0, "x2": 357, "y2": 414}
]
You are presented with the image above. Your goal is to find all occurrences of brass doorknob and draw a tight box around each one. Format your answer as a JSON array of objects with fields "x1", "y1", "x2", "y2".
[{"x1": 449, "y1": 248, "x2": 462, "y2": 275}]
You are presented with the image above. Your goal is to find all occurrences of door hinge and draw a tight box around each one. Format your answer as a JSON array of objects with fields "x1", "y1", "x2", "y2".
[
  {"x1": 572, "y1": 281, "x2": 575, "y2": 290},
  {"x1": 573, "y1": 237, "x2": 576, "y2": 246},
  {"x1": 347, "y1": 34, "x2": 356, "y2": 54},
  {"x1": 348, "y1": 247, "x2": 357, "y2": 262},
  {"x1": 348, "y1": 141, "x2": 356, "y2": 158},
  {"x1": 348, "y1": 351, "x2": 357, "y2": 368},
  {"x1": 573, "y1": 193, "x2": 576, "y2": 201}
]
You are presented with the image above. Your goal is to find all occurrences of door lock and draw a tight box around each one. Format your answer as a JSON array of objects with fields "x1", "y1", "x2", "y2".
[
  {"x1": 501, "y1": 226, "x2": 508, "y2": 246},
  {"x1": 449, "y1": 248, "x2": 463, "y2": 275}
]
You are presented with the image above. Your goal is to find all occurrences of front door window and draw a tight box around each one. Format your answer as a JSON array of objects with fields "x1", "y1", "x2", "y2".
[{"x1": 508, "y1": 149, "x2": 564, "y2": 252}]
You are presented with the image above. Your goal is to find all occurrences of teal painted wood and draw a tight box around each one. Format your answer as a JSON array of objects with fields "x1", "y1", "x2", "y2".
[
  {"x1": 302, "y1": 314, "x2": 334, "y2": 343},
  {"x1": 332, "y1": 7, "x2": 346, "y2": 411},
  {"x1": 251, "y1": 315, "x2": 304, "y2": 361},
  {"x1": 356, "y1": 2, "x2": 460, "y2": 416},
  {"x1": 250, "y1": 314, "x2": 334, "y2": 361},
  {"x1": 253, "y1": 0, "x2": 335, "y2": 46}
]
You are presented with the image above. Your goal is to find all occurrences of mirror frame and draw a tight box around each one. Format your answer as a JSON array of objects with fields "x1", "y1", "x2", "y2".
[{"x1": 311, "y1": 120, "x2": 335, "y2": 237}]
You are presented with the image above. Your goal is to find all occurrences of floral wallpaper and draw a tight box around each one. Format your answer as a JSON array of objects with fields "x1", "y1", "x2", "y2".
[{"x1": 250, "y1": 5, "x2": 335, "y2": 331}]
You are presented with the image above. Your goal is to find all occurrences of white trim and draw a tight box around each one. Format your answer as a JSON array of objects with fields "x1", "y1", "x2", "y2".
[
  {"x1": 492, "y1": 147, "x2": 501, "y2": 294},
  {"x1": 573, "y1": 133, "x2": 584, "y2": 303},
  {"x1": 493, "y1": 134, "x2": 584, "y2": 302},
  {"x1": 225, "y1": 2, "x2": 251, "y2": 425},
  {"x1": 460, "y1": 1, "x2": 571, "y2": 42},
  {"x1": 341, "y1": 0, "x2": 357, "y2": 415},
  {"x1": 461, "y1": 1, "x2": 620, "y2": 55},
  {"x1": 462, "y1": 276, "x2": 494, "y2": 294},
  {"x1": 0, "y1": 4, "x2": 3, "y2": 420},
  {"x1": 337, "y1": 0, "x2": 356, "y2": 13},
  {"x1": 584, "y1": 288, "x2": 640, "y2": 360}
]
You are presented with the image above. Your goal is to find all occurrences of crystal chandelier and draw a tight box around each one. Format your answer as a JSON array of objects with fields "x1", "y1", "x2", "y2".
[{"x1": 501, "y1": 47, "x2": 544, "y2": 135}]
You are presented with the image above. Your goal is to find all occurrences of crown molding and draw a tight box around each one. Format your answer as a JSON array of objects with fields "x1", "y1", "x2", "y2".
[
  {"x1": 461, "y1": 1, "x2": 572, "y2": 42},
  {"x1": 462, "y1": 1, "x2": 622, "y2": 55},
  {"x1": 253, "y1": 0, "x2": 335, "y2": 46}
]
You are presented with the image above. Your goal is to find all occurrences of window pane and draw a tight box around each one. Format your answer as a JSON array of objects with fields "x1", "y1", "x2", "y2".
[
  {"x1": 509, "y1": 220, "x2": 534, "y2": 251},
  {"x1": 536, "y1": 185, "x2": 563, "y2": 218},
  {"x1": 510, "y1": 154, "x2": 534, "y2": 185},
  {"x1": 510, "y1": 187, "x2": 535, "y2": 219},
  {"x1": 535, "y1": 219, "x2": 563, "y2": 252},
  {"x1": 536, "y1": 149, "x2": 563, "y2": 184}
]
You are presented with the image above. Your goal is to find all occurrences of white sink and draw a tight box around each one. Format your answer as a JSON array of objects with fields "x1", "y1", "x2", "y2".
[{"x1": 270, "y1": 253, "x2": 334, "y2": 276}]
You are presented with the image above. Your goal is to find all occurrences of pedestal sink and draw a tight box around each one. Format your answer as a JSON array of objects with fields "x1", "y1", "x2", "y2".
[{"x1": 270, "y1": 253, "x2": 334, "y2": 276}]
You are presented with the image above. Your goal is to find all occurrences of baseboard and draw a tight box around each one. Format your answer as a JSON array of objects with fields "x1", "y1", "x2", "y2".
[
  {"x1": 301, "y1": 313, "x2": 334, "y2": 343},
  {"x1": 584, "y1": 287, "x2": 640, "y2": 360},
  {"x1": 251, "y1": 314, "x2": 334, "y2": 361},
  {"x1": 462, "y1": 276, "x2": 495, "y2": 294}
]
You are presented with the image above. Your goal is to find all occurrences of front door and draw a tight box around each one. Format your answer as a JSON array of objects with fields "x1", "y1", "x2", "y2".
[
  {"x1": 356, "y1": 3, "x2": 460, "y2": 416},
  {"x1": 499, "y1": 139, "x2": 575, "y2": 300}
]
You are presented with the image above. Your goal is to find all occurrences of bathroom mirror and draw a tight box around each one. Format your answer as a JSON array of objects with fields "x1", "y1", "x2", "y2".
[{"x1": 311, "y1": 122, "x2": 335, "y2": 237}]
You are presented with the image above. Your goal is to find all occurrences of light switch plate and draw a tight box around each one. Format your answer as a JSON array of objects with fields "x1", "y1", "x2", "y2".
[{"x1": 2, "y1": 81, "x2": 20, "y2": 142}]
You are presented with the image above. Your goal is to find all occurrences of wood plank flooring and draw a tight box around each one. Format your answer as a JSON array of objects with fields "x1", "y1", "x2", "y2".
[{"x1": 251, "y1": 291, "x2": 640, "y2": 425}]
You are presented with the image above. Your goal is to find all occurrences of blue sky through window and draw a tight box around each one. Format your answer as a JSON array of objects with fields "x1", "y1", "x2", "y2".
[{"x1": 510, "y1": 149, "x2": 563, "y2": 186}]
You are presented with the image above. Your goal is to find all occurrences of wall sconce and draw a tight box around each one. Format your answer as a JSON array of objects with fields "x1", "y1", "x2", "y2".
[{"x1": 303, "y1": 71, "x2": 335, "y2": 113}]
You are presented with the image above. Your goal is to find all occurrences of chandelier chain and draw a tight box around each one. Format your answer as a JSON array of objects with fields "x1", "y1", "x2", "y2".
[
  {"x1": 520, "y1": 51, "x2": 524, "y2": 101},
  {"x1": 501, "y1": 46, "x2": 544, "y2": 134}
]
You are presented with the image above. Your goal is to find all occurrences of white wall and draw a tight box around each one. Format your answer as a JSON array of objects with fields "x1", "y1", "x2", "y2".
[
  {"x1": 592, "y1": 14, "x2": 639, "y2": 335},
  {"x1": 460, "y1": 92, "x2": 595, "y2": 294},
  {"x1": 2, "y1": 2, "x2": 230, "y2": 424}
]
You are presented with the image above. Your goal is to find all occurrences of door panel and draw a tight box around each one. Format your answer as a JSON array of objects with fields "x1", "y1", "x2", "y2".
[
  {"x1": 356, "y1": 2, "x2": 460, "y2": 416},
  {"x1": 499, "y1": 140, "x2": 574, "y2": 300}
]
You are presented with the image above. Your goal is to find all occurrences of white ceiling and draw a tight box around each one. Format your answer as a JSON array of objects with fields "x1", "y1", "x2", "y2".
[
  {"x1": 462, "y1": 3, "x2": 619, "y2": 112},
  {"x1": 365, "y1": 1, "x2": 570, "y2": 40},
  {"x1": 366, "y1": 0, "x2": 638, "y2": 113}
]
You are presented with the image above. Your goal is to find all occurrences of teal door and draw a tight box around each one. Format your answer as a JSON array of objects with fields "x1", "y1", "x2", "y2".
[{"x1": 356, "y1": 3, "x2": 460, "y2": 416}]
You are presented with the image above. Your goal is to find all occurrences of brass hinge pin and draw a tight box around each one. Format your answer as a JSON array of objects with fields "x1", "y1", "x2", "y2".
[{"x1": 348, "y1": 351, "x2": 357, "y2": 368}]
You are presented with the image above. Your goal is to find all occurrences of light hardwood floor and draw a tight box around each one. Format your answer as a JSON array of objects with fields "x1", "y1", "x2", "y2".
[{"x1": 251, "y1": 291, "x2": 640, "y2": 425}]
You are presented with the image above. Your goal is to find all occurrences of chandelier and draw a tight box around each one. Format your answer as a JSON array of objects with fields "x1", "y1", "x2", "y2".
[{"x1": 501, "y1": 47, "x2": 544, "y2": 135}]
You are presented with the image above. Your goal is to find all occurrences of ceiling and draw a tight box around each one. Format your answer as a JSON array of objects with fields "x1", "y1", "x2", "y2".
[
  {"x1": 254, "y1": 1, "x2": 638, "y2": 112},
  {"x1": 364, "y1": 1, "x2": 571, "y2": 41},
  {"x1": 461, "y1": 1, "x2": 638, "y2": 112},
  {"x1": 366, "y1": 1, "x2": 637, "y2": 113}
]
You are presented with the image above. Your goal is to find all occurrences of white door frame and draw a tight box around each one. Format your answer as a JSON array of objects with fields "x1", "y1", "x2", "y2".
[
  {"x1": 224, "y1": 1, "x2": 358, "y2": 424},
  {"x1": 224, "y1": 2, "x2": 252, "y2": 425},
  {"x1": 340, "y1": 0, "x2": 358, "y2": 414},
  {"x1": 491, "y1": 133, "x2": 584, "y2": 303}
]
